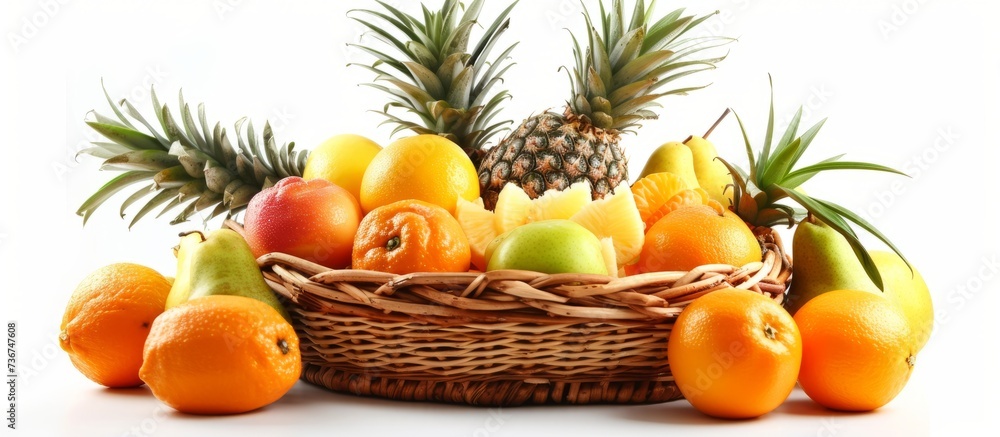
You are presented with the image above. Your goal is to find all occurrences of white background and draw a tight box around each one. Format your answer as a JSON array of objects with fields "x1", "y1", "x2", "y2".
[{"x1": 3, "y1": 0, "x2": 999, "y2": 435}]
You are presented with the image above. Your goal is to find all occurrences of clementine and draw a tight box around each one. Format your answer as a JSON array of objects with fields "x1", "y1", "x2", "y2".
[
  {"x1": 59, "y1": 263, "x2": 172, "y2": 388},
  {"x1": 668, "y1": 288, "x2": 801, "y2": 419},
  {"x1": 352, "y1": 200, "x2": 471, "y2": 274},
  {"x1": 795, "y1": 289, "x2": 916, "y2": 411},
  {"x1": 140, "y1": 295, "x2": 301, "y2": 415},
  {"x1": 359, "y1": 134, "x2": 479, "y2": 214},
  {"x1": 631, "y1": 171, "x2": 690, "y2": 224},
  {"x1": 636, "y1": 203, "x2": 761, "y2": 273}
]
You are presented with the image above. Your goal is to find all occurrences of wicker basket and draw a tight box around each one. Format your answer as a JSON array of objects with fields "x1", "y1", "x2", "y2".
[{"x1": 226, "y1": 221, "x2": 791, "y2": 406}]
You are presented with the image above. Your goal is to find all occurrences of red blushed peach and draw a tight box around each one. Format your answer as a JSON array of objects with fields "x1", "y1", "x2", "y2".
[{"x1": 243, "y1": 177, "x2": 362, "y2": 269}]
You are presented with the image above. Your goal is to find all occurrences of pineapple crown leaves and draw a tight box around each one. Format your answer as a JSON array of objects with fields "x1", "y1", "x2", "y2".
[
  {"x1": 564, "y1": 0, "x2": 734, "y2": 133},
  {"x1": 717, "y1": 75, "x2": 912, "y2": 290},
  {"x1": 348, "y1": 0, "x2": 518, "y2": 156},
  {"x1": 76, "y1": 81, "x2": 306, "y2": 228}
]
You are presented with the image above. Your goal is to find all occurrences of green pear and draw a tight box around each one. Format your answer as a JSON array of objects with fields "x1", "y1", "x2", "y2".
[
  {"x1": 166, "y1": 229, "x2": 291, "y2": 321},
  {"x1": 787, "y1": 220, "x2": 934, "y2": 350},
  {"x1": 685, "y1": 135, "x2": 733, "y2": 207},
  {"x1": 638, "y1": 141, "x2": 700, "y2": 188},
  {"x1": 785, "y1": 217, "x2": 881, "y2": 315},
  {"x1": 487, "y1": 220, "x2": 607, "y2": 275}
]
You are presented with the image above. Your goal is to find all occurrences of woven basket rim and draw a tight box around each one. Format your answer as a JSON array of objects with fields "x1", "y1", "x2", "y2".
[{"x1": 225, "y1": 219, "x2": 791, "y2": 323}]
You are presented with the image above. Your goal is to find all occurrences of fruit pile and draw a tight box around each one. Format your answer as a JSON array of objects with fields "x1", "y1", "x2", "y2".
[{"x1": 62, "y1": 0, "x2": 933, "y2": 419}]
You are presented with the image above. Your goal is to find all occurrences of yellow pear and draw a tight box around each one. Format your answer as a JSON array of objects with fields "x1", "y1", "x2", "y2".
[
  {"x1": 638, "y1": 141, "x2": 699, "y2": 188},
  {"x1": 685, "y1": 135, "x2": 733, "y2": 207}
]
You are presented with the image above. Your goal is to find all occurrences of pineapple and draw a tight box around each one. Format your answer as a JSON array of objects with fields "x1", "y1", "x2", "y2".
[
  {"x1": 454, "y1": 197, "x2": 497, "y2": 270},
  {"x1": 493, "y1": 183, "x2": 533, "y2": 234},
  {"x1": 477, "y1": 0, "x2": 732, "y2": 209},
  {"x1": 350, "y1": 0, "x2": 518, "y2": 164},
  {"x1": 528, "y1": 181, "x2": 592, "y2": 221},
  {"x1": 719, "y1": 76, "x2": 910, "y2": 289},
  {"x1": 77, "y1": 83, "x2": 306, "y2": 227},
  {"x1": 570, "y1": 184, "x2": 645, "y2": 268}
]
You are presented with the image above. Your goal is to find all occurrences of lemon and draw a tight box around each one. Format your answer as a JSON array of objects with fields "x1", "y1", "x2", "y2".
[{"x1": 303, "y1": 134, "x2": 382, "y2": 202}]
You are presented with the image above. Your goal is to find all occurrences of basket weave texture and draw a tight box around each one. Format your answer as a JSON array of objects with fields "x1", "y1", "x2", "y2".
[{"x1": 229, "y1": 221, "x2": 791, "y2": 406}]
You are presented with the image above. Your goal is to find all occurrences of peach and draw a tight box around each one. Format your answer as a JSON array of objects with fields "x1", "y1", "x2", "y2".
[{"x1": 243, "y1": 177, "x2": 362, "y2": 269}]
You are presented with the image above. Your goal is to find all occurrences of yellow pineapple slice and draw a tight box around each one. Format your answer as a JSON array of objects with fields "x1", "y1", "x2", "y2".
[
  {"x1": 643, "y1": 187, "x2": 711, "y2": 232},
  {"x1": 528, "y1": 182, "x2": 592, "y2": 221},
  {"x1": 600, "y1": 237, "x2": 619, "y2": 279},
  {"x1": 570, "y1": 185, "x2": 644, "y2": 267},
  {"x1": 493, "y1": 183, "x2": 533, "y2": 233},
  {"x1": 631, "y1": 172, "x2": 691, "y2": 224},
  {"x1": 454, "y1": 197, "x2": 497, "y2": 271}
]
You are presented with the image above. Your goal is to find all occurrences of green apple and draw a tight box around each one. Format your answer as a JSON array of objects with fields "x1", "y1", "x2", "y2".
[{"x1": 486, "y1": 220, "x2": 608, "y2": 275}]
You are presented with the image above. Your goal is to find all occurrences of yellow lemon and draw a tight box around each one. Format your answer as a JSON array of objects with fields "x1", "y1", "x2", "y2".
[
  {"x1": 359, "y1": 134, "x2": 479, "y2": 214},
  {"x1": 303, "y1": 134, "x2": 382, "y2": 202}
]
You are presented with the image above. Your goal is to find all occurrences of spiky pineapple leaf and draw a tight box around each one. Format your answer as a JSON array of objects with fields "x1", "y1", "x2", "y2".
[
  {"x1": 350, "y1": 0, "x2": 517, "y2": 157},
  {"x1": 78, "y1": 83, "x2": 304, "y2": 227},
  {"x1": 77, "y1": 171, "x2": 156, "y2": 225},
  {"x1": 726, "y1": 76, "x2": 912, "y2": 289}
]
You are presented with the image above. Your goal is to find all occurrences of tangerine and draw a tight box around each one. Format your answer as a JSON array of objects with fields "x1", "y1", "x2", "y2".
[
  {"x1": 59, "y1": 263, "x2": 172, "y2": 388},
  {"x1": 668, "y1": 288, "x2": 801, "y2": 419},
  {"x1": 642, "y1": 188, "x2": 711, "y2": 232},
  {"x1": 631, "y1": 172, "x2": 690, "y2": 224},
  {"x1": 359, "y1": 134, "x2": 479, "y2": 214},
  {"x1": 636, "y1": 204, "x2": 761, "y2": 273},
  {"x1": 140, "y1": 295, "x2": 301, "y2": 415},
  {"x1": 352, "y1": 200, "x2": 472, "y2": 274},
  {"x1": 794, "y1": 289, "x2": 916, "y2": 411}
]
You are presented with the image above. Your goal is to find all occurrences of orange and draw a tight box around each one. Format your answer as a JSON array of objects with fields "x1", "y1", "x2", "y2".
[
  {"x1": 795, "y1": 289, "x2": 916, "y2": 411},
  {"x1": 636, "y1": 203, "x2": 761, "y2": 273},
  {"x1": 140, "y1": 295, "x2": 301, "y2": 415},
  {"x1": 59, "y1": 263, "x2": 171, "y2": 388},
  {"x1": 642, "y1": 188, "x2": 711, "y2": 232},
  {"x1": 359, "y1": 134, "x2": 479, "y2": 214},
  {"x1": 631, "y1": 172, "x2": 690, "y2": 224},
  {"x1": 352, "y1": 199, "x2": 472, "y2": 274},
  {"x1": 668, "y1": 288, "x2": 801, "y2": 419}
]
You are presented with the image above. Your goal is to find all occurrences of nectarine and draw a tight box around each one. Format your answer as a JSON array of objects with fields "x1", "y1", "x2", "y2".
[{"x1": 243, "y1": 177, "x2": 362, "y2": 269}]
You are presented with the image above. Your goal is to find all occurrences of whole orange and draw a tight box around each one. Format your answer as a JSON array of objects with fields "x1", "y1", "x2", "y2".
[
  {"x1": 795, "y1": 289, "x2": 915, "y2": 411},
  {"x1": 140, "y1": 295, "x2": 301, "y2": 415},
  {"x1": 359, "y1": 134, "x2": 479, "y2": 214},
  {"x1": 636, "y1": 204, "x2": 761, "y2": 273},
  {"x1": 244, "y1": 176, "x2": 362, "y2": 269},
  {"x1": 668, "y1": 288, "x2": 801, "y2": 419},
  {"x1": 352, "y1": 200, "x2": 471, "y2": 274},
  {"x1": 59, "y1": 263, "x2": 171, "y2": 388}
]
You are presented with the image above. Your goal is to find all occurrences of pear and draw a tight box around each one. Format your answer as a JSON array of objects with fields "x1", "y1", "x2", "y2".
[
  {"x1": 685, "y1": 135, "x2": 733, "y2": 207},
  {"x1": 638, "y1": 141, "x2": 700, "y2": 188},
  {"x1": 787, "y1": 219, "x2": 933, "y2": 351},
  {"x1": 870, "y1": 250, "x2": 934, "y2": 351},
  {"x1": 686, "y1": 109, "x2": 735, "y2": 207},
  {"x1": 785, "y1": 217, "x2": 881, "y2": 315},
  {"x1": 166, "y1": 229, "x2": 291, "y2": 321}
]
